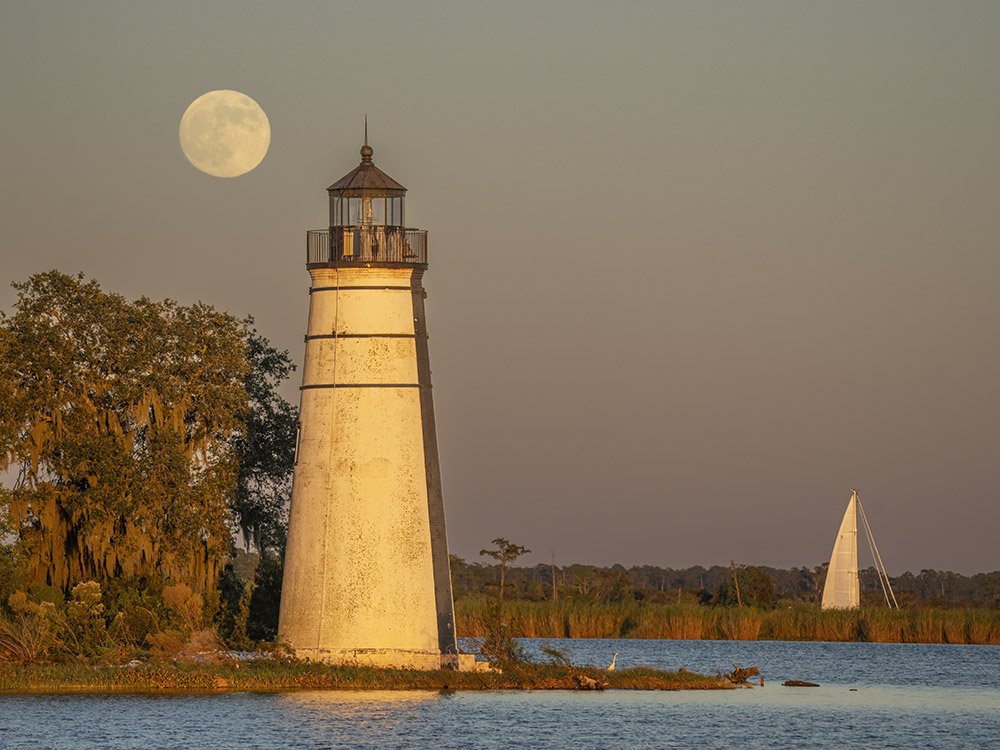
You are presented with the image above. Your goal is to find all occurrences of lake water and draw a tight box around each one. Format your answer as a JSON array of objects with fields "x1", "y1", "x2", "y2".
[{"x1": 2, "y1": 638, "x2": 998, "y2": 749}]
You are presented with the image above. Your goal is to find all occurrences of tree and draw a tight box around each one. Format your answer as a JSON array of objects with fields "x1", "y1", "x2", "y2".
[
  {"x1": 712, "y1": 565, "x2": 776, "y2": 608},
  {"x1": 479, "y1": 537, "x2": 530, "y2": 601},
  {"x1": 0, "y1": 271, "x2": 248, "y2": 592},
  {"x1": 230, "y1": 322, "x2": 298, "y2": 555},
  {"x1": 0, "y1": 506, "x2": 28, "y2": 605}
]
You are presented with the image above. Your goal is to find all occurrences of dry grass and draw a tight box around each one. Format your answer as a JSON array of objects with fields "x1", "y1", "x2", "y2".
[{"x1": 455, "y1": 599, "x2": 1000, "y2": 644}]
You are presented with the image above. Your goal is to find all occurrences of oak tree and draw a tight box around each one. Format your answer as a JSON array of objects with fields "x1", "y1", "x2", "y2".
[{"x1": 0, "y1": 271, "x2": 248, "y2": 591}]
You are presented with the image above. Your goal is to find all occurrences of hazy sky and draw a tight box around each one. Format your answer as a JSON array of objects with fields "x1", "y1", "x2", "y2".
[{"x1": 2, "y1": 1, "x2": 997, "y2": 574}]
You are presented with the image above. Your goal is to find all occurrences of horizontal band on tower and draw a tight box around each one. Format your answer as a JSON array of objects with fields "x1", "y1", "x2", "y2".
[
  {"x1": 305, "y1": 333, "x2": 421, "y2": 341},
  {"x1": 310, "y1": 286, "x2": 417, "y2": 293},
  {"x1": 301, "y1": 383, "x2": 428, "y2": 390}
]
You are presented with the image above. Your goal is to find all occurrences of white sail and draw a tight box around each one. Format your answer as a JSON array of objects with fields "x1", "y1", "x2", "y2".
[{"x1": 821, "y1": 491, "x2": 860, "y2": 609}]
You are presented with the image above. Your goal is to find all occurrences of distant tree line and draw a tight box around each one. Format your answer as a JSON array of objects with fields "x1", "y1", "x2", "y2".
[{"x1": 451, "y1": 557, "x2": 1000, "y2": 610}]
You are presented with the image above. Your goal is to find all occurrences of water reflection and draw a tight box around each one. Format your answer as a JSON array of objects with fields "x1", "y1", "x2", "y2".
[
  {"x1": 1, "y1": 641, "x2": 998, "y2": 750},
  {"x1": 281, "y1": 689, "x2": 442, "y2": 710},
  {"x1": 276, "y1": 690, "x2": 448, "y2": 746}
]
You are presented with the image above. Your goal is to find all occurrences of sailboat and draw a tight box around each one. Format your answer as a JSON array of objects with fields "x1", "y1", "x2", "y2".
[{"x1": 821, "y1": 490, "x2": 899, "y2": 610}]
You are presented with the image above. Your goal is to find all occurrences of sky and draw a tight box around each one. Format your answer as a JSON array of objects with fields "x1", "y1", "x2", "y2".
[{"x1": 1, "y1": 1, "x2": 997, "y2": 575}]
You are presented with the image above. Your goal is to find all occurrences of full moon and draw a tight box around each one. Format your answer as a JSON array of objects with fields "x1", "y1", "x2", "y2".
[{"x1": 179, "y1": 90, "x2": 270, "y2": 178}]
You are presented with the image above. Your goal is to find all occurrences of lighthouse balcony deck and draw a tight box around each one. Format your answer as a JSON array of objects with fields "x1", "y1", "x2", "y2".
[{"x1": 307, "y1": 228, "x2": 427, "y2": 267}]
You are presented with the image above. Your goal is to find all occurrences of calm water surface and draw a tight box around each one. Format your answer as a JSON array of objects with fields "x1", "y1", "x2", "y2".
[{"x1": 2, "y1": 639, "x2": 998, "y2": 749}]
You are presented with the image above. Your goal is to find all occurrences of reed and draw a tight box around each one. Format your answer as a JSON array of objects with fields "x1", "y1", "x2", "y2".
[
  {"x1": 661, "y1": 608, "x2": 705, "y2": 640},
  {"x1": 715, "y1": 610, "x2": 764, "y2": 641},
  {"x1": 454, "y1": 599, "x2": 1000, "y2": 644},
  {"x1": 963, "y1": 611, "x2": 995, "y2": 645},
  {"x1": 943, "y1": 611, "x2": 971, "y2": 645},
  {"x1": 856, "y1": 610, "x2": 905, "y2": 643},
  {"x1": 760, "y1": 607, "x2": 818, "y2": 641},
  {"x1": 907, "y1": 610, "x2": 945, "y2": 644}
]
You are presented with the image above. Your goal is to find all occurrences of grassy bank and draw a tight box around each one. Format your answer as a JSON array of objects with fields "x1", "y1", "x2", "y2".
[
  {"x1": 0, "y1": 660, "x2": 727, "y2": 694},
  {"x1": 455, "y1": 599, "x2": 1000, "y2": 644}
]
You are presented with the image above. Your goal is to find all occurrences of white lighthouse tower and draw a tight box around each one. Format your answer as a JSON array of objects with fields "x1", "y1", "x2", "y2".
[{"x1": 279, "y1": 136, "x2": 459, "y2": 669}]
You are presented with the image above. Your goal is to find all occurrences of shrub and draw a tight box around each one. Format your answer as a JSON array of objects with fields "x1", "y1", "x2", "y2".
[
  {"x1": 59, "y1": 581, "x2": 111, "y2": 659},
  {"x1": 0, "y1": 591, "x2": 58, "y2": 662},
  {"x1": 474, "y1": 601, "x2": 526, "y2": 665}
]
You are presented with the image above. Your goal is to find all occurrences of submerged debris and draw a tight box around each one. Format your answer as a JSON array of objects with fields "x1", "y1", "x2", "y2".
[{"x1": 722, "y1": 665, "x2": 760, "y2": 685}]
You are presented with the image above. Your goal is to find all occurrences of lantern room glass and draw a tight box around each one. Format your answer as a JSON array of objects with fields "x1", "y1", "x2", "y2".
[{"x1": 330, "y1": 194, "x2": 404, "y2": 228}]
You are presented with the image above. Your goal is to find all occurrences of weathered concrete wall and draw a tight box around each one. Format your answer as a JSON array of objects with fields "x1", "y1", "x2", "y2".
[
  {"x1": 412, "y1": 286, "x2": 459, "y2": 656},
  {"x1": 279, "y1": 265, "x2": 454, "y2": 668}
]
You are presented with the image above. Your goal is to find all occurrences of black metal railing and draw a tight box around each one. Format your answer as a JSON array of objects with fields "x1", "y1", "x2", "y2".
[{"x1": 306, "y1": 228, "x2": 427, "y2": 265}]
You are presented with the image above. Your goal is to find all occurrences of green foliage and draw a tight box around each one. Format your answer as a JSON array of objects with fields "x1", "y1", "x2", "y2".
[
  {"x1": 0, "y1": 660, "x2": 728, "y2": 693},
  {"x1": 28, "y1": 584, "x2": 64, "y2": 607},
  {"x1": 215, "y1": 550, "x2": 284, "y2": 648},
  {"x1": 161, "y1": 583, "x2": 204, "y2": 633},
  {"x1": 231, "y1": 323, "x2": 297, "y2": 554},
  {"x1": 479, "y1": 538, "x2": 531, "y2": 566},
  {"x1": 473, "y1": 600, "x2": 526, "y2": 665},
  {"x1": 246, "y1": 550, "x2": 283, "y2": 642},
  {"x1": 215, "y1": 559, "x2": 248, "y2": 646},
  {"x1": 479, "y1": 538, "x2": 530, "y2": 601},
  {"x1": 228, "y1": 587, "x2": 254, "y2": 652},
  {"x1": 455, "y1": 559, "x2": 1000, "y2": 611},
  {"x1": 58, "y1": 581, "x2": 112, "y2": 659},
  {"x1": 113, "y1": 605, "x2": 159, "y2": 647},
  {"x1": 564, "y1": 565, "x2": 636, "y2": 603},
  {"x1": 0, "y1": 272, "x2": 298, "y2": 612},
  {"x1": 0, "y1": 582, "x2": 114, "y2": 662},
  {"x1": 0, "y1": 592, "x2": 58, "y2": 662},
  {"x1": 0, "y1": 507, "x2": 28, "y2": 607},
  {"x1": 539, "y1": 642, "x2": 573, "y2": 667},
  {"x1": 448, "y1": 554, "x2": 495, "y2": 599},
  {"x1": 0, "y1": 271, "x2": 248, "y2": 592},
  {"x1": 712, "y1": 566, "x2": 776, "y2": 608}
]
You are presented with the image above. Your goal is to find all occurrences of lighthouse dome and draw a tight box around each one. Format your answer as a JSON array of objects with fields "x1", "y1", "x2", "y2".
[{"x1": 327, "y1": 143, "x2": 406, "y2": 196}]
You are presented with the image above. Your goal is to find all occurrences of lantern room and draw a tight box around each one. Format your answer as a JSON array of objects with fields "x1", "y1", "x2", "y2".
[
  {"x1": 306, "y1": 137, "x2": 427, "y2": 267},
  {"x1": 327, "y1": 142, "x2": 406, "y2": 230}
]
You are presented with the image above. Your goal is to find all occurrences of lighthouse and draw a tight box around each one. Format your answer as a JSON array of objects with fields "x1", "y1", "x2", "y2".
[{"x1": 278, "y1": 136, "x2": 460, "y2": 669}]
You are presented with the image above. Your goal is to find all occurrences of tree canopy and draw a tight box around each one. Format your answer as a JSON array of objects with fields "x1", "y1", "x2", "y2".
[
  {"x1": 231, "y1": 323, "x2": 297, "y2": 555},
  {"x1": 0, "y1": 271, "x2": 296, "y2": 593},
  {"x1": 479, "y1": 538, "x2": 531, "y2": 601}
]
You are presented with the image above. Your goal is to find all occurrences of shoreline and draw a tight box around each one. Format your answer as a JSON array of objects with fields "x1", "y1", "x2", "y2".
[{"x1": 0, "y1": 661, "x2": 730, "y2": 695}]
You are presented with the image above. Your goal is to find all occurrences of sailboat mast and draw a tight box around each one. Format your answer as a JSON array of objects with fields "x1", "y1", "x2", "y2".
[
  {"x1": 859, "y1": 502, "x2": 892, "y2": 607},
  {"x1": 857, "y1": 497, "x2": 899, "y2": 609}
]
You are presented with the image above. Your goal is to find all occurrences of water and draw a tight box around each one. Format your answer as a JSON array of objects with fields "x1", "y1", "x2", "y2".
[{"x1": 2, "y1": 639, "x2": 998, "y2": 749}]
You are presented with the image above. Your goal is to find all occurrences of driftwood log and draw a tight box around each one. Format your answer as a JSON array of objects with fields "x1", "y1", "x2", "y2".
[
  {"x1": 573, "y1": 674, "x2": 607, "y2": 690},
  {"x1": 722, "y1": 665, "x2": 760, "y2": 684},
  {"x1": 782, "y1": 680, "x2": 820, "y2": 687}
]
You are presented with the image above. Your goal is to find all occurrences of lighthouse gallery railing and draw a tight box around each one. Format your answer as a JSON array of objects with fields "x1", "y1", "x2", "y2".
[{"x1": 307, "y1": 228, "x2": 427, "y2": 265}]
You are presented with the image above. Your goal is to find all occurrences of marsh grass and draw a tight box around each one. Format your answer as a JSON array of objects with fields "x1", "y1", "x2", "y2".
[
  {"x1": 0, "y1": 660, "x2": 727, "y2": 694},
  {"x1": 455, "y1": 598, "x2": 1000, "y2": 644}
]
